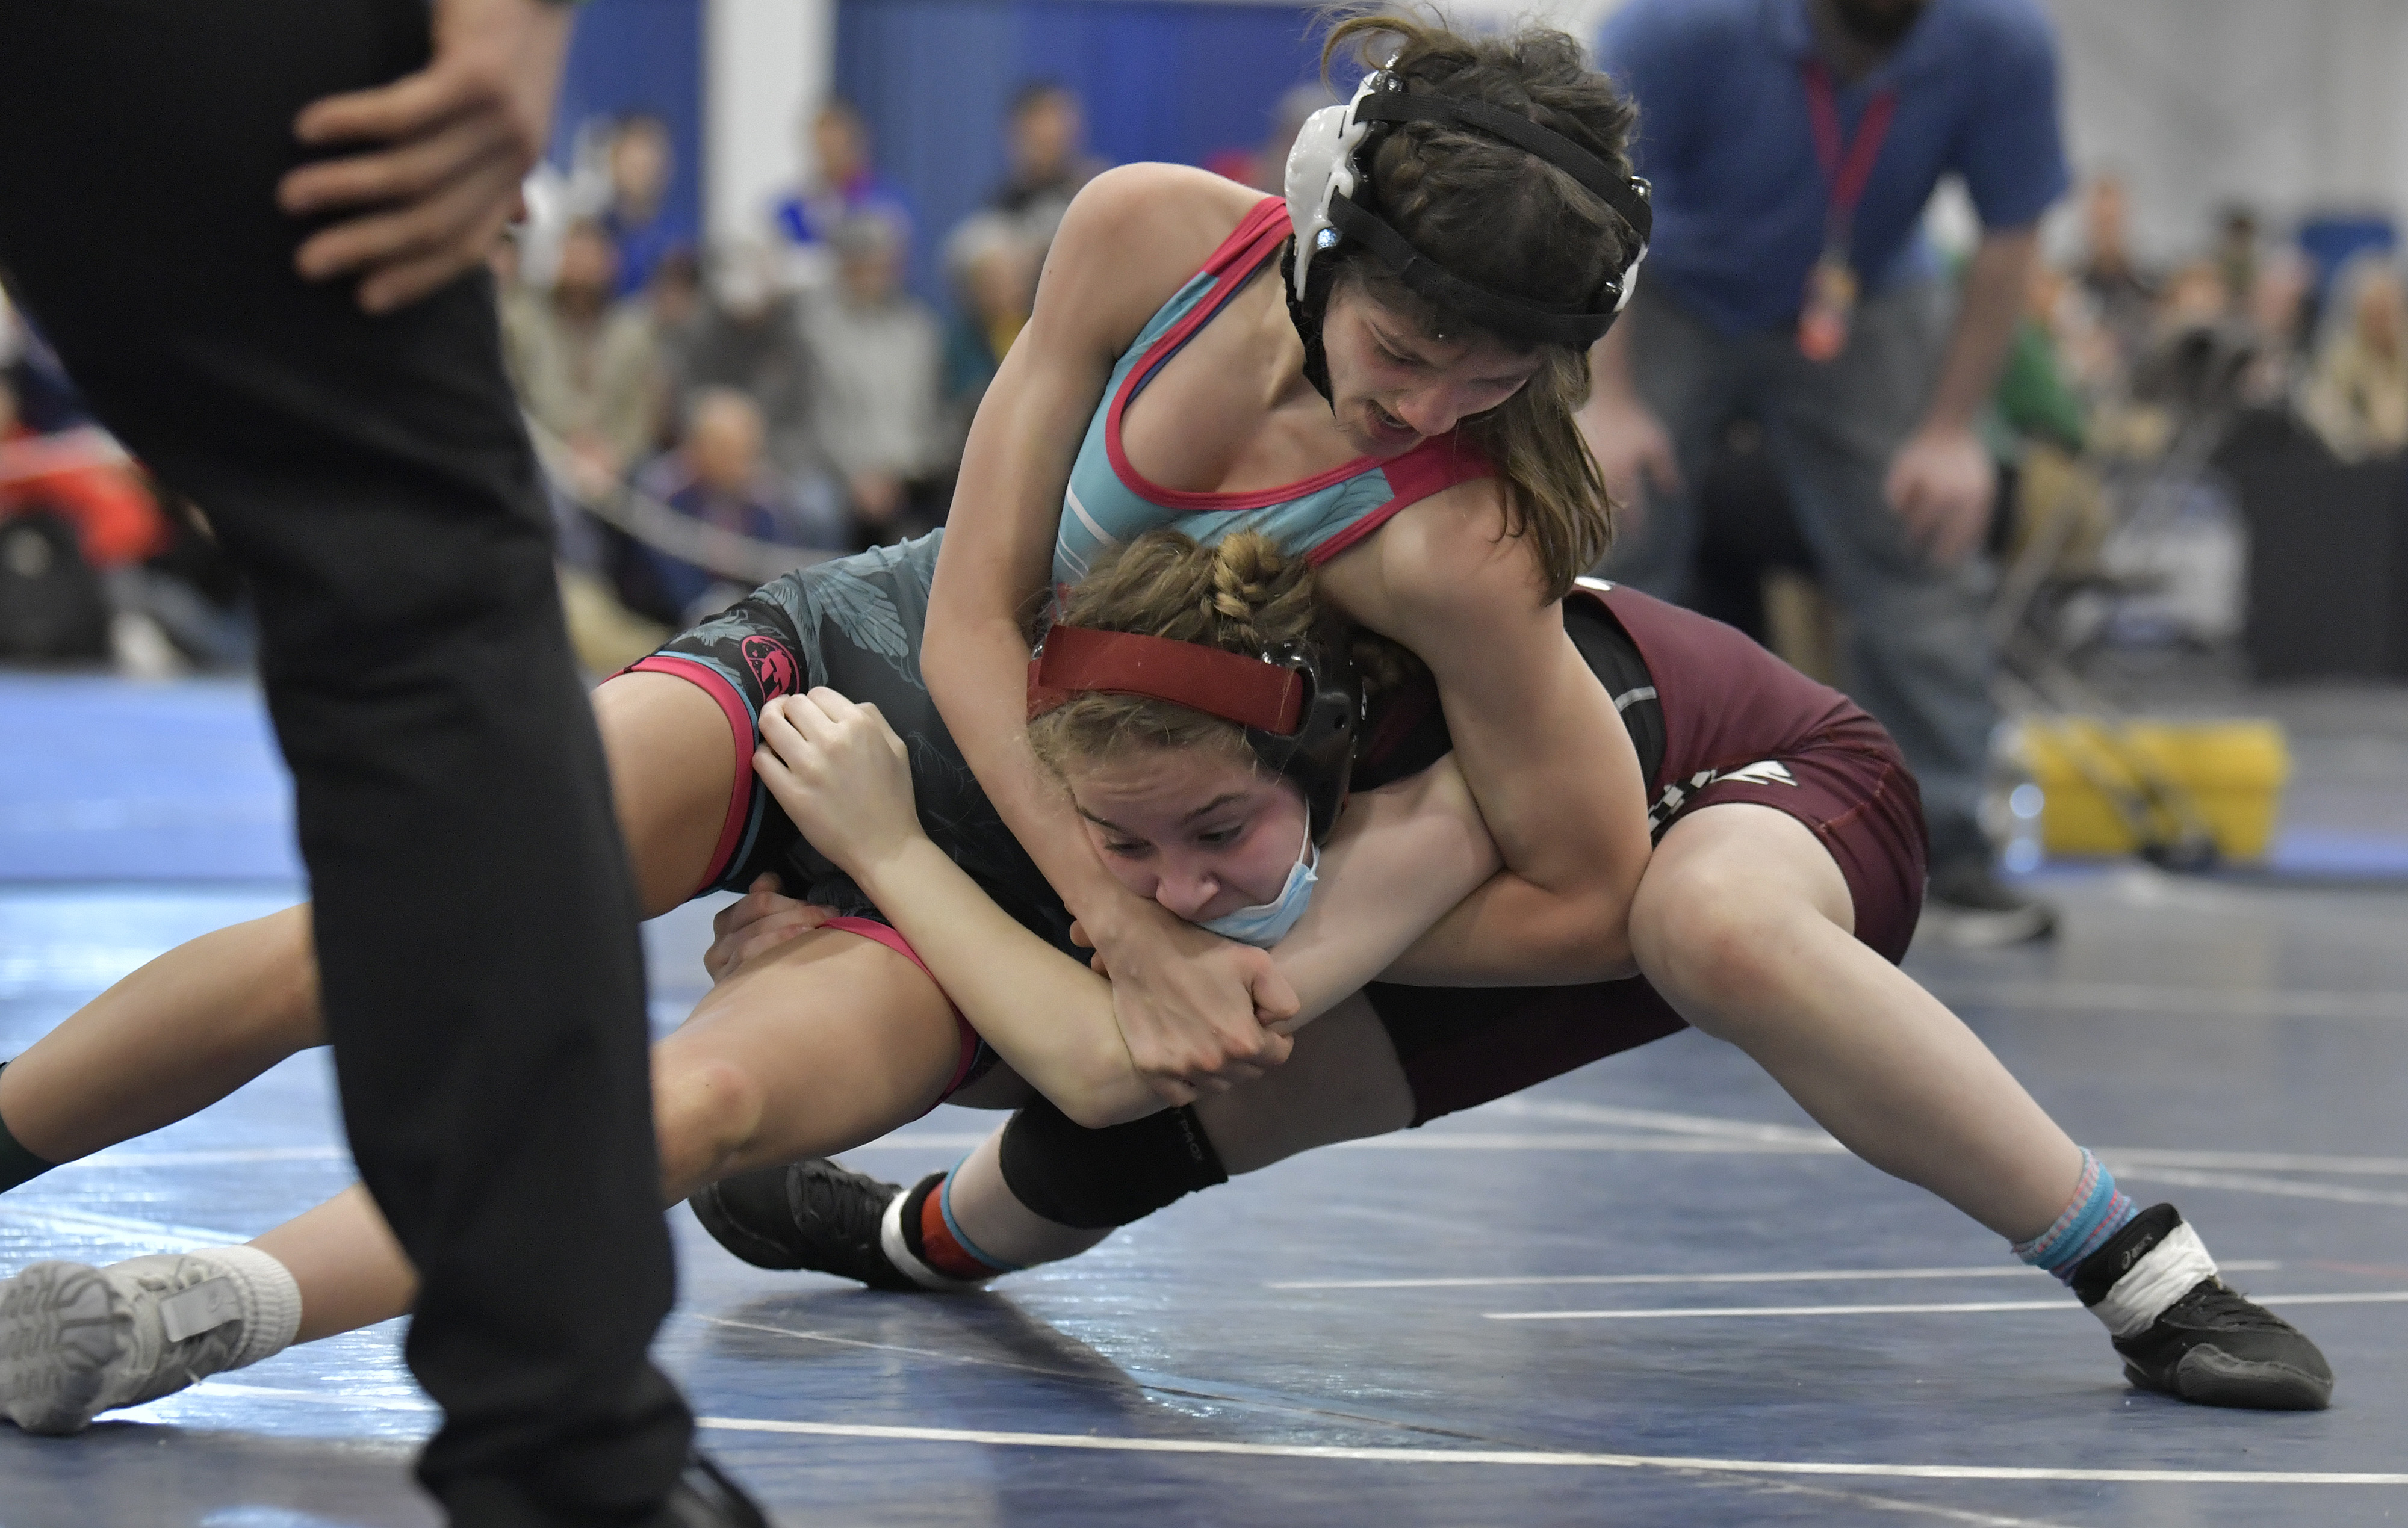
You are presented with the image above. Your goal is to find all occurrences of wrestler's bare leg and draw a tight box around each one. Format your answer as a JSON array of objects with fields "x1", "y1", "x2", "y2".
[
  {"x1": 262, "y1": 924, "x2": 964, "y2": 1343},
  {"x1": 1627, "y1": 802, "x2": 2081, "y2": 1240},
  {"x1": 0, "y1": 673, "x2": 730, "y2": 1168}
]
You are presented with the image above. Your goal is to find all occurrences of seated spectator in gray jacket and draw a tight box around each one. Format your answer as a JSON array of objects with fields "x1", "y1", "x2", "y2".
[
  {"x1": 625, "y1": 388, "x2": 834, "y2": 625},
  {"x1": 801, "y1": 214, "x2": 946, "y2": 544},
  {"x1": 672, "y1": 239, "x2": 840, "y2": 523},
  {"x1": 500, "y1": 220, "x2": 662, "y2": 504},
  {"x1": 939, "y1": 212, "x2": 1037, "y2": 459}
]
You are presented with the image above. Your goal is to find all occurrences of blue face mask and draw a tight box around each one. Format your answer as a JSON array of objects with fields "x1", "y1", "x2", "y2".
[{"x1": 1196, "y1": 826, "x2": 1318, "y2": 948}]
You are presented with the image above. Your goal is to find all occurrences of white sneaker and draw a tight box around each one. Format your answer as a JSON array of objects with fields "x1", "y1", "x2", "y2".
[{"x1": 0, "y1": 1248, "x2": 302, "y2": 1435}]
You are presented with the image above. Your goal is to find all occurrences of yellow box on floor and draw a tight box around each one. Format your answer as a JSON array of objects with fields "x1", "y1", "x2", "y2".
[{"x1": 2012, "y1": 718, "x2": 2290, "y2": 861}]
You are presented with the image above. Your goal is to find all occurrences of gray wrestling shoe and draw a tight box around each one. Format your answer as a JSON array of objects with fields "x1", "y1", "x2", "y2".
[
  {"x1": 0, "y1": 1261, "x2": 117, "y2": 1434},
  {"x1": 0, "y1": 1248, "x2": 302, "y2": 1434}
]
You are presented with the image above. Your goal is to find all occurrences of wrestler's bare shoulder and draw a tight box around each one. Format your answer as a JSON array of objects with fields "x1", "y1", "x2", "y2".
[
  {"x1": 1045, "y1": 165, "x2": 1276, "y2": 350},
  {"x1": 1321, "y1": 476, "x2": 1546, "y2": 633}
]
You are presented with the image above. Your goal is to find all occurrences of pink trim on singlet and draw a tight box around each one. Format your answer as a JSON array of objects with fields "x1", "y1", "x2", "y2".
[
  {"x1": 627, "y1": 654, "x2": 754, "y2": 889},
  {"x1": 1305, "y1": 433, "x2": 1493, "y2": 568},
  {"x1": 1103, "y1": 197, "x2": 1492, "y2": 524},
  {"x1": 822, "y1": 915, "x2": 985, "y2": 1098}
]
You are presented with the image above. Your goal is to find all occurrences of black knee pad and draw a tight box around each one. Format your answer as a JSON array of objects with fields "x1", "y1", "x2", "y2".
[{"x1": 996, "y1": 1097, "x2": 1227, "y2": 1230}]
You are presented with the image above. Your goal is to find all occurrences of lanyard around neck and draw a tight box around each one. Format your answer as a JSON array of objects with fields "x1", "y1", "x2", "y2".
[{"x1": 1802, "y1": 60, "x2": 1899, "y2": 254}]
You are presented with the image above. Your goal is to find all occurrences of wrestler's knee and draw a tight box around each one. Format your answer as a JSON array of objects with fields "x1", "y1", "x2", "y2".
[
  {"x1": 651, "y1": 1054, "x2": 766, "y2": 1190},
  {"x1": 1628, "y1": 855, "x2": 1802, "y2": 1033}
]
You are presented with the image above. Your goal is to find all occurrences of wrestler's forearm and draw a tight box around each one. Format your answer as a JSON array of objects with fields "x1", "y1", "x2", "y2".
[
  {"x1": 1264, "y1": 760, "x2": 1503, "y2": 1009},
  {"x1": 1382, "y1": 870, "x2": 1641, "y2": 986},
  {"x1": 849, "y1": 835, "x2": 1160, "y2": 1128},
  {"x1": 851, "y1": 764, "x2": 1495, "y2": 1119},
  {"x1": 923, "y1": 608, "x2": 1130, "y2": 923}
]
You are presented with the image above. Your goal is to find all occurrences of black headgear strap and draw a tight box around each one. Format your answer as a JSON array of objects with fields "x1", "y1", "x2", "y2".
[
  {"x1": 1289, "y1": 83, "x2": 1651, "y2": 363},
  {"x1": 1282, "y1": 241, "x2": 1336, "y2": 402},
  {"x1": 1350, "y1": 91, "x2": 1652, "y2": 249}
]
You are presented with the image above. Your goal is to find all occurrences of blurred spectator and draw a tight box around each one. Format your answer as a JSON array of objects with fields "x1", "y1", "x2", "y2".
[
  {"x1": 1207, "y1": 84, "x2": 1338, "y2": 194},
  {"x1": 802, "y1": 214, "x2": 946, "y2": 545},
  {"x1": 2073, "y1": 173, "x2": 2156, "y2": 369},
  {"x1": 2129, "y1": 259, "x2": 2253, "y2": 413},
  {"x1": 674, "y1": 239, "x2": 845, "y2": 540},
  {"x1": 642, "y1": 246, "x2": 706, "y2": 443},
  {"x1": 2238, "y1": 244, "x2": 2313, "y2": 407},
  {"x1": 625, "y1": 388, "x2": 819, "y2": 624},
  {"x1": 2300, "y1": 254, "x2": 2408, "y2": 462},
  {"x1": 647, "y1": 245, "x2": 704, "y2": 336},
  {"x1": 940, "y1": 213, "x2": 1037, "y2": 452},
  {"x1": 601, "y1": 113, "x2": 689, "y2": 300},
  {"x1": 1590, "y1": 0, "x2": 2070, "y2": 944},
  {"x1": 988, "y1": 82, "x2": 1104, "y2": 255},
  {"x1": 1994, "y1": 266, "x2": 2089, "y2": 459},
  {"x1": 772, "y1": 100, "x2": 916, "y2": 291},
  {"x1": 501, "y1": 220, "x2": 662, "y2": 504},
  {"x1": 2214, "y1": 206, "x2": 2261, "y2": 318}
]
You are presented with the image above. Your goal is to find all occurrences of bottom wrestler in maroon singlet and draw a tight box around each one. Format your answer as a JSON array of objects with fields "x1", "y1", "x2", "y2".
[{"x1": 1362, "y1": 578, "x2": 1925, "y2": 1125}]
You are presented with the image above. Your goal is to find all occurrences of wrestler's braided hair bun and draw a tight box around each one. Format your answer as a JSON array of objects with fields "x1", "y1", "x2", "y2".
[{"x1": 1317, "y1": 7, "x2": 1641, "y2": 601}]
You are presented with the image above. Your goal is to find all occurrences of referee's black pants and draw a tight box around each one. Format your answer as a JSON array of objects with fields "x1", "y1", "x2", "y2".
[{"x1": 0, "y1": 5, "x2": 691, "y2": 1522}]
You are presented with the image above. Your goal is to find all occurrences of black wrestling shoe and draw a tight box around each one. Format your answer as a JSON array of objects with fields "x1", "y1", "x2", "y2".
[
  {"x1": 663, "y1": 1449, "x2": 770, "y2": 1528},
  {"x1": 2072, "y1": 1204, "x2": 2333, "y2": 1410},
  {"x1": 691, "y1": 1159, "x2": 919, "y2": 1291}
]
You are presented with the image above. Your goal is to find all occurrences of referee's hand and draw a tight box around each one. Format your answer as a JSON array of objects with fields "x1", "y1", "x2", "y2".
[{"x1": 277, "y1": 0, "x2": 574, "y2": 315}]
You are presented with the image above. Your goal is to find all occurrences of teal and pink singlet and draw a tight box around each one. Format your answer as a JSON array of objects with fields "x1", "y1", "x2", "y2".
[
  {"x1": 630, "y1": 196, "x2": 1927, "y2": 1120},
  {"x1": 1052, "y1": 197, "x2": 1491, "y2": 586}
]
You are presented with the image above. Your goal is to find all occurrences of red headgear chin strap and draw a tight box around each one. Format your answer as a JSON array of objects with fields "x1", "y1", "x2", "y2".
[{"x1": 1026, "y1": 625, "x2": 1306, "y2": 735}]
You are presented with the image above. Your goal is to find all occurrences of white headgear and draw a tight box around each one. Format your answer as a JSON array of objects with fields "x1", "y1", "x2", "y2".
[{"x1": 1277, "y1": 69, "x2": 1652, "y2": 350}]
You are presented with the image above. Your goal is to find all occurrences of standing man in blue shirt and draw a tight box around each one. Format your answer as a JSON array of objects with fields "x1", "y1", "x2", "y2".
[{"x1": 1591, "y1": 0, "x2": 2067, "y2": 944}]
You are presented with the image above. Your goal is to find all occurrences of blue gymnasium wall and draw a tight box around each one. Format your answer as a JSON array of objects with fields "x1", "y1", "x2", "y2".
[
  {"x1": 836, "y1": 0, "x2": 1332, "y2": 305},
  {"x1": 552, "y1": 0, "x2": 706, "y2": 255}
]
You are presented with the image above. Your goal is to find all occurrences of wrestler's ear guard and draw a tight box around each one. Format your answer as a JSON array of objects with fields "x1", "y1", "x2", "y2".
[
  {"x1": 1284, "y1": 70, "x2": 1386, "y2": 305},
  {"x1": 1281, "y1": 67, "x2": 1654, "y2": 351}
]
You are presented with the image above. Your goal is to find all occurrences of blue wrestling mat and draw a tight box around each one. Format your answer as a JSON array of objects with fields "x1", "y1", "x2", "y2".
[{"x1": 0, "y1": 675, "x2": 299, "y2": 882}]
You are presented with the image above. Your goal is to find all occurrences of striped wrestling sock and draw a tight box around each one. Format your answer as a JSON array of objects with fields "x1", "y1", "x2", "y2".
[
  {"x1": 2011, "y1": 1148, "x2": 2137, "y2": 1286},
  {"x1": 881, "y1": 1169, "x2": 1018, "y2": 1288}
]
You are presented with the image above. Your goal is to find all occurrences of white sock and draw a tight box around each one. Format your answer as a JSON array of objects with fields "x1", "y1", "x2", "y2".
[{"x1": 95, "y1": 1245, "x2": 305, "y2": 1412}]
